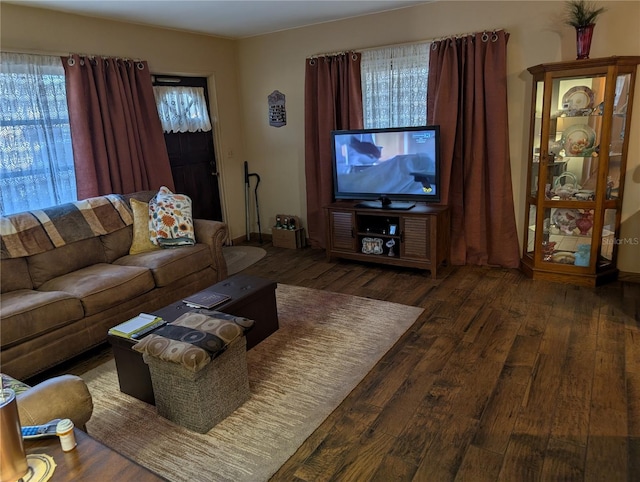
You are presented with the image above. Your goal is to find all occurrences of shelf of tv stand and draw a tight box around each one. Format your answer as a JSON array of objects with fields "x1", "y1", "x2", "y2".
[{"x1": 324, "y1": 201, "x2": 450, "y2": 278}]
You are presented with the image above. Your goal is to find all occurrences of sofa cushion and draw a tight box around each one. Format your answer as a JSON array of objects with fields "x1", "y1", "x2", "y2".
[
  {"x1": 114, "y1": 244, "x2": 212, "y2": 288},
  {"x1": 38, "y1": 264, "x2": 155, "y2": 317},
  {"x1": 0, "y1": 289, "x2": 84, "y2": 348},
  {"x1": 101, "y1": 226, "x2": 133, "y2": 263},
  {"x1": 1, "y1": 258, "x2": 33, "y2": 292},
  {"x1": 129, "y1": 199, "x2": 161, "y2": 255},
  {"x1": 28, "y1": 237, "x2": 107, "y2": 289}
]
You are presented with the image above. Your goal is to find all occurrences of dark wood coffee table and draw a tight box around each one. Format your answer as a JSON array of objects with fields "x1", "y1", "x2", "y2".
[
  {"x1": 108, "y1": 274, "x2": 278, "y2": 404},
  {"x1": 24, "y1": 429, "x2": 165, "y2": 481}
]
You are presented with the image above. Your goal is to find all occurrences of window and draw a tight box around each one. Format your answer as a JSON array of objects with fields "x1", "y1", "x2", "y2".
[
  {"x1": 361, "y1": 43, "x2": 430, "y2": 129},
  {"x1": 0, "y1": 53, "x2": 76, "y2": 216},
  {"x1": 153, "y1": 85, "x2": 212, "y2": 133}
]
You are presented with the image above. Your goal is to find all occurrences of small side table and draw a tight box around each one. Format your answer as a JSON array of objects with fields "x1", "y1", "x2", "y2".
[{"x1": 24, "y1": 429, "x2": 165, "y2": 481}]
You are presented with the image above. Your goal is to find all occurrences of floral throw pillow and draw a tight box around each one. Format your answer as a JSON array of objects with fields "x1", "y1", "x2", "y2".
[{"x1": 149, "y1": 186, "x2": 196, "y2": 247}]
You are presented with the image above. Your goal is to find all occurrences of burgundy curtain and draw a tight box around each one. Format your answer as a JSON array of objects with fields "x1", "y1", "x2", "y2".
[
  {"x1": 304, "y1": 53, "x2": 363, "y2": 248},
  {"x1": 62, "y1": 54, "x2": 175, "y2": 199},
  {"x1": 427, "y1": 31, "x2": 520, "y2": 268}
]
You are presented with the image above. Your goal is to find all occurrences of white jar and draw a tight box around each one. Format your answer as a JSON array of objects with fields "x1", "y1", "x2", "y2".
[{"x1": 56, "y1": 419, "x2": 77, "y2": 452}]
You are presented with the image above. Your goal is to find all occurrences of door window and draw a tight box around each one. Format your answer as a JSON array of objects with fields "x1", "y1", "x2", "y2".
[{"x1": 153, "y1": 86, "x2": 212, "y2": 133}]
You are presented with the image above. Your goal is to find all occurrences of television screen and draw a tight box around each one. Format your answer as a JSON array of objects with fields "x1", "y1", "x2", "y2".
[{"x1": 331, "y1": 125, "x2": 440, "y2": 209}]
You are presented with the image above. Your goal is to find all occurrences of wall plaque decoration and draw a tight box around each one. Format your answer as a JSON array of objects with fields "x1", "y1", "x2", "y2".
[{"x1": 268, "y1": 90, "x2": 286, "y2": 127}]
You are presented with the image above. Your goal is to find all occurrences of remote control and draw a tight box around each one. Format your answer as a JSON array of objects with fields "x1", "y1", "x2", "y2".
[
  {"x1": 131, "y1": 320, "x2": 167, "y2": 340},
  {"x1": 21, "y1": 419, "x2": 61, "y2": 440}
]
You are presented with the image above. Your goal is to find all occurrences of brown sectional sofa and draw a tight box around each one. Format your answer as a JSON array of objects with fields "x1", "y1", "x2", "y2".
[{"x1": 0, "y1": 192, "x2": 228, "y2": 380}]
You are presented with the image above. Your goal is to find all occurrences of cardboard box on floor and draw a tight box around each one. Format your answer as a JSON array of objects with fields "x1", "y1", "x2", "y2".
[{"x1": 272, "y1": 214, "x2": 305, "y2": 249}]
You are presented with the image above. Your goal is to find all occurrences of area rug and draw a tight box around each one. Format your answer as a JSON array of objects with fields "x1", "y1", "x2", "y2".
[
  {"x1": 83, "y1": 284, "x2": 423, "y2": 482},
  {"x1": 222, "y1": 246, "x2": 267, "y2": 275}
]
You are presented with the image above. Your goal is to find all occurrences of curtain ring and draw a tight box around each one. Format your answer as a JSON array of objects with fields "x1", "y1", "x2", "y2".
[
  {"x1": 67, "y1": 57, "x2": 75, "y2": 66},
  {"x1": 481, "y1": 32, "x2": 489, "y2": 42},
  {"x1": 431, "y1": 43, "x2": 438, "y2": 51},
  {"x1": 352, "y1": 53, "x2": 357, "y2": 61},
  {"x1": 309, "y1": 58, "x2": 316, "y2": 66},
  {"x1": 492, "y1": 31, "x2": 499, "y2": 42},
  {"x1": 137, "y1": 61, "x2": 145, "y2": 70}
]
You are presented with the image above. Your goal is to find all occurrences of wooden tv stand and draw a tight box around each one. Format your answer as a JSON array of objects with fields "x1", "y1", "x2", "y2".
[{"x1": 324, "y1": 201, "x2": 450, "y2": 278}]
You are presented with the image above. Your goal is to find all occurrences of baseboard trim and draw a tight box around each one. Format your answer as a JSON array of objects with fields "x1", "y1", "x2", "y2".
[
  {"x1": 618, "y1": 271, "x2": 640, "y2": 284},
  {"x1": 229, "y1": 233, "x2": 272, "y2": 245}
]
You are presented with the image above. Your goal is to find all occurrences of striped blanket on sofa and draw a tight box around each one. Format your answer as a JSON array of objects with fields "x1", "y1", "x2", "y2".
[{"x1": 0, "y1": 194, "x2": 133, "y2": 259}]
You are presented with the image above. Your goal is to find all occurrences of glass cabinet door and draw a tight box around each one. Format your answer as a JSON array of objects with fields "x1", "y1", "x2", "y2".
[
  {"x1": 525, "y1": 204, "x2": 536, "y2": 259},
  {"x1": 530, "y1": 80, "x2": 545, "y2": 198},
  {"x1": 543, "y1": 207, "x2": 594, "y2": 266},
  {"x1": 606, "y1": 73, "x2": 632, "y2": 200},
  {"x1": 600, "y1": 208, "x2": 617, "y2": 265},
  {"x1": 524, "y1": 80, "x2": 544, "y2": 262},
  {"x1": 545, "y1": 75, "x2": 605, "y2": 202}
]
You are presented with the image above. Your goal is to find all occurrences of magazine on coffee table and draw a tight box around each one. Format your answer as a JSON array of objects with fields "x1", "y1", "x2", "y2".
[{"x1": 182, "y1": 291, "x2": 231, "y2": 309}]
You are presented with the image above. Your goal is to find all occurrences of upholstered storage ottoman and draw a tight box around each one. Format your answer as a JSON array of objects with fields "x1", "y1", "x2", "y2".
[{"x1": 133, "y1": 311, "x2": 253, "y2": 433}]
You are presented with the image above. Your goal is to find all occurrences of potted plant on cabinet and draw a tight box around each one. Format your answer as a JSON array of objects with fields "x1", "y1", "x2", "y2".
[{"x1": 563, "y1": 0, "x2": 607, "y2": 59}]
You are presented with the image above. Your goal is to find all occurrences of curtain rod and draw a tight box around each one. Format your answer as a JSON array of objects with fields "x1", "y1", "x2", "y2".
[
  {"x1": 310, "y1": 28, "x2": 505, "y2": 58},
  {"x1": 68, "y1": 52, "x2": 143, "y2": 62},
  {"x1": 311, "y1": 38, "x2": 432, "y2": 58},
  {"x1": 431, "y1": 28, "x2": 505, "y2": 43},
  {"x1": 1, "y1": 47, "x2": 141, "y2": 62},
  {"x1": 1, "y1": 47, "x2": 69, "y2": 57}
]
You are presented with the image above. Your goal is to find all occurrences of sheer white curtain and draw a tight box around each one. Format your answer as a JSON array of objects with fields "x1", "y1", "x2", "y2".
[
  {"x1": 153, "y1": 86, "x2": 212, "y2": 133},
  {"x1": 0, "y1": 53, "x2": 76, "y2": 215},
  {"x1": 361, "y1": 43, "x2": 430, "y2": 128}
]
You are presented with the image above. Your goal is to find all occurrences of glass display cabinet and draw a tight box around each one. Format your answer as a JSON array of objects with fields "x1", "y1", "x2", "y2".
[{"x1": 521, "y1": 56, "x2": 640, "y2": 287}]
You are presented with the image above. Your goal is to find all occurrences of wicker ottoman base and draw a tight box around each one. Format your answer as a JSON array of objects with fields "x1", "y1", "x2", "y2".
[{"x1": 143, "y1": 336, "x2": 250, "y2": 433}]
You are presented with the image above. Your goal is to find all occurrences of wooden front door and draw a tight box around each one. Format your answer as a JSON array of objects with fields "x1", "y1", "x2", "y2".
[{"x1": 152, "y1": 75, "x2": 223, "y2": 221}]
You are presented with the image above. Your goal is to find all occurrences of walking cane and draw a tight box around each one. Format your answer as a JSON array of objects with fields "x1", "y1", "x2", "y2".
[{"x1": 244, "y1": 161, "x2": 263, "y2": 243}]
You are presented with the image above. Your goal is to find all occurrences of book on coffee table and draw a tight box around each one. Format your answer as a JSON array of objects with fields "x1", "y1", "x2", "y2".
[
  {"x1": 109, "y1": 313, "x2": 165, "y2": 339},
  {"x1": 182, "y1": 291, "x2": 231, "y2": 309}
]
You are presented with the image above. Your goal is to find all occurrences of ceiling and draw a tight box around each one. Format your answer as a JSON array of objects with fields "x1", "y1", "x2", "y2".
[{"x1": 10, "y1": 0, "x2": 431, "y2": 39}]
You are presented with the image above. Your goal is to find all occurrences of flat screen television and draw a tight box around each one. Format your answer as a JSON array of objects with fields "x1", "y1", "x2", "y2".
[{"x1": 331, "y1": 125, "x2": 441, "y2": 210}]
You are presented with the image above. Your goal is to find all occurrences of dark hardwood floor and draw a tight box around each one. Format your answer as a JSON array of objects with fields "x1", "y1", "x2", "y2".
[{"x1": 41, "y1": 242, "x2": 640, "y2": 481}]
